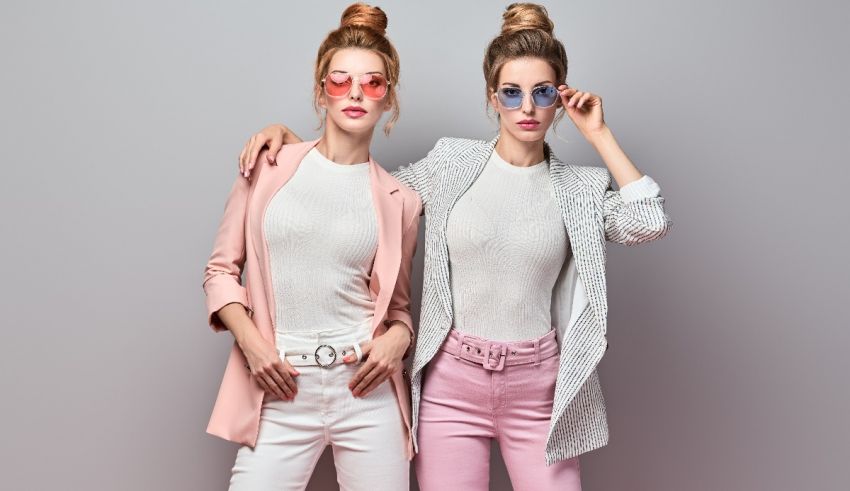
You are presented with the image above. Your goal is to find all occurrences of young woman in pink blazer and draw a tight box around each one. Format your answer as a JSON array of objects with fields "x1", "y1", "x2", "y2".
[{"x1": 202, "y1": 4, "x2": 421, "y2": 489}]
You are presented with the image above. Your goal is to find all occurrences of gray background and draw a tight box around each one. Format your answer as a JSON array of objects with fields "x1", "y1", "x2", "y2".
[{"x1": 1, "y1": 0, "x2": 848, "y2": 490}]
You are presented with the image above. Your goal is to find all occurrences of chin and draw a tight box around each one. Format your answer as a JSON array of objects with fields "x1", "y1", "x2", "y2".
[
  {"x1": 330, "y1": 116, "x2": 380, "y2": 135},
  {"x1": 508, "y1": 128, "x2": 547, "y2": 143}
]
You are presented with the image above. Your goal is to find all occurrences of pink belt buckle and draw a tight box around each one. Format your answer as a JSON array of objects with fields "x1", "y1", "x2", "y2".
[{"x1": 483, "y1": 343, "x2": 507, "y2": 371}]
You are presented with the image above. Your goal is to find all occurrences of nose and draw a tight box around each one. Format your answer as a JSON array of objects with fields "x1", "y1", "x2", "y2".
[
  {"x1": 521, "y1": 91, "x2": 534, "y2": 114},
  {"x1": 349, "y1": 78, "x2": 363, "y2": 101}
]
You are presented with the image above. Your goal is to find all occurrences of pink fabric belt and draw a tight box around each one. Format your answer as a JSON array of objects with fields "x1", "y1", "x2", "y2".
[{"x1": 439, "y1": 328, "x2": 560, "y2": 371}]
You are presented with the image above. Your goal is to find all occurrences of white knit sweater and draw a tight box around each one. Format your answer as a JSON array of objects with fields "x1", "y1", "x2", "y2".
[
  {"x1": 263, "y1": 148, "x2": 378, "y2": 349},
  {"x1": 446, "y1": 150, "x2": 569, "y2": 341}
]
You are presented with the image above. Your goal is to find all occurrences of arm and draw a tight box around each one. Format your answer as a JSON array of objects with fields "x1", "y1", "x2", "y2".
[
  {"x1": 203, "y1": 175, "x2": 251, "y2": 331},
  {"x1": 558, "y1": 87, "x2": 672, "y2": 245},
  {"x1": 587, "y1": 127, "x2": 671, "y2": 245},
  {"x1": 202, "y1": 173, "x2": 299, "y2": 399}
]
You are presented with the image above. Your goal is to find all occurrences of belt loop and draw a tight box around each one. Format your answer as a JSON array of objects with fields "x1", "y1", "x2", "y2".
[
  {"x1": 533, "y1": 338, "x2": 541, "y2": 366},
  {"x1": 454, "y1": 332, "x2": 466, "y2": 360},
  {"x1": 352, "y1": 342, "x2": 363, "y2": 363}
]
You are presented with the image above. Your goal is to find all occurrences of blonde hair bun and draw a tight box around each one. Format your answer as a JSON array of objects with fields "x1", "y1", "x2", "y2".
[
  {"x1": 501, "y1": 2, "x2": 555, "y2": 36},
  {"x1": 340, "y1": 3, "x2": 388, "y2": 36}
]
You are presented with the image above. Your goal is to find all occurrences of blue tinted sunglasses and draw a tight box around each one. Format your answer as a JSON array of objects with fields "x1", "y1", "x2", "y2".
[{"x1": 497, "y1": 85, "x2": 560, "y2": 109}]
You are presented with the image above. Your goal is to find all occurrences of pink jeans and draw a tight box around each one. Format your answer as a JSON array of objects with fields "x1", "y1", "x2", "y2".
[{"x1": 415, "y1": 329, "x2": 581, "y2": 491}]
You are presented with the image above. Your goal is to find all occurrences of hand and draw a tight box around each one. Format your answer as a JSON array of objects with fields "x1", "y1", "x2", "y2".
[
  {"x1": 239, "y1": 328, "x2": 300, "y2": 401},
  {"x1": 558, "y1": 85, "x2": 607, "y2": 138},
  {"x1": 238, "y1": 124, "x2": 304, "y2": 178},
  {"x1": 346, "y1": 325, "x2": 411, "y2": 397}
]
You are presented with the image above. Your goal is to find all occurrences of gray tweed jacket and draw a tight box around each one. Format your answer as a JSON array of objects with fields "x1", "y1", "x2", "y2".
[{"x1": 391, "y1": 136, "x2": 672, "y2": 465}]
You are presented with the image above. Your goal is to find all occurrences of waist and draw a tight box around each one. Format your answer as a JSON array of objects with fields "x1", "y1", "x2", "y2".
[
  {"x1": 276, "y1": 321, "x2": 372, "y2": 351},
  {"x1": 439, "y1": 328, "x2": 559, "y2": 371}
]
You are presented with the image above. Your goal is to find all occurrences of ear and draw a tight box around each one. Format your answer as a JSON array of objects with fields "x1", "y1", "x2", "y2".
[
  {"x1": 488, "y1": 87, "x2": 499, "y2": 109},
  {"x1": 315, "y1": 86, "x2": 327, "y2": 110}
]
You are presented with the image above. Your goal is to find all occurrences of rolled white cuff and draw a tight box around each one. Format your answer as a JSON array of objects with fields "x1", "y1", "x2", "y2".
[{"x1": 619, "y1": 175, "x2": 661, "y2": 203}]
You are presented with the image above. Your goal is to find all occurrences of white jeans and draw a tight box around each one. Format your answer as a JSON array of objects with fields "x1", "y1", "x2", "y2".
[{"x1": 228, "y1": 331, "x2": 409, "y2": 491}]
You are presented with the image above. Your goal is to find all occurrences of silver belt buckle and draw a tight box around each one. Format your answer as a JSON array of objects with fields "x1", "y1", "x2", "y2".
[{"x1": 314, "y1": 344, "x2": 337, "y2": 368}]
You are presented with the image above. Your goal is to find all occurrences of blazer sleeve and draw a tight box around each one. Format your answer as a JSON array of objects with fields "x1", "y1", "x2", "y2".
[
  {"x1": 603, "y1": 174, "x2": 673, "y2": 245},
  {"x1": 382, "y1": 193, "x2": 423, "y2": 359},
  {"x1": 202, "y1": 173, "x2": 252, "y2": 332},
  {"x1": 391, "y1": 138, "x2": 445, "y2": 212}
]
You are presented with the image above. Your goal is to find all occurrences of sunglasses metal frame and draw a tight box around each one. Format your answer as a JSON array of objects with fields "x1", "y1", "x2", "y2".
[
  {"x1": 321, "y1": 71, "x2": 391, "y2": 100},
  {"x1": 496, "y1": 84, "x2": 560, "y2": 110}
]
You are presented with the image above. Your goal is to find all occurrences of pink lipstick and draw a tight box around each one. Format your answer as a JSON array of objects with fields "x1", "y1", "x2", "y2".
[
  {"x1": 342, "y1": 106, "x2": 368, "y2": 119},
  {"x1": 517, "y1": 119, "x2": 540, "y2": 130}
]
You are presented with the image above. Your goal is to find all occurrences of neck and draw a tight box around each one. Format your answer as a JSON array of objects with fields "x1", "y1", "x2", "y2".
[
  {"x1": 494, "y1": 128, "x2": 546, "y2": 166},
  {"x1": 316, "y1": 118, "x2": 374, "y2": 165}
]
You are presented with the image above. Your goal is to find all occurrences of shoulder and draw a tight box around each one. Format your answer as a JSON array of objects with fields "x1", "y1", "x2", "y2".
[
  {"x1": 548, "y1": 149, "x2": 612, "y2": 192},
  {"x1": 374, "y1": 164, "x2": 422, "y2": 224},
  {"x1": 430, "y1": 137, "x2": 491, "y2": 159}
]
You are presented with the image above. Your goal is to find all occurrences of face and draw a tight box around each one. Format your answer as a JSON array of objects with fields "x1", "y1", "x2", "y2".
[
  {"x1": 489, "y1": 57, "x2": 560, "y2": 143},
  {"x1": 317, "y1": 48, "x2": 392, "y2": 136}
]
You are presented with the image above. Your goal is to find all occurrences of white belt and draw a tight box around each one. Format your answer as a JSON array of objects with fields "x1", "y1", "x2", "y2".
[{"x1": 282, "y1": 342, "x2": 364, "y2": 368}]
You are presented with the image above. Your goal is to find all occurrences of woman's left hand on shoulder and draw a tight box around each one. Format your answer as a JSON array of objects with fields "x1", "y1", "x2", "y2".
[
  {"x1": 558, "y1": 85, "x2": 607, "y2": 138},
  {"x1": 346, "y1": 324, "x2": 411, "y2": 397}
]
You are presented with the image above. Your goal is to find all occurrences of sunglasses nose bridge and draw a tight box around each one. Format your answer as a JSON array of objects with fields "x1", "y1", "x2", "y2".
[
  {"x1": 348, "y1": 76, "x2": 364, "y2": 100},
  {"x1": 521, "y1": 91, "x2": 535, "y2": 113}
]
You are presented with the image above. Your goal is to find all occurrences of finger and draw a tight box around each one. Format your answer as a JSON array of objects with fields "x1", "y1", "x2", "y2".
[
  {"x1": 243, "y1": 135, "x2": 259, "y2": 174},
  {"x1": 576, "y1": 92, "x2": 593, "y2": 110},
  {"x1": 239, "y1": 143, "x2": 247, "y2": 176},
  {"x1": 267, "y1": 367, "x2": 294, "y2": 399},
  {"x1": 349, "y1": 360, "x2": 374, "y2": 389},
  {"x1": 352, "y1": 365, "x2": 383, "y2": 396},
  {"x1": 568, "y1": 91, "x2": 583, "y2": 108},
  {"x1": 267, "y1": 134, "x2": 283, "y2": 164},
  {"x1": 262, "y1": 371, "x2": 289, "y2": 400},
  {"x1": 254, "y1": 373, "x2": 272, "y2": 394},
  {"x1": 243, "y1": 135, "x2": 261, "y2": 175},
  {"x1": 274, "y1": 365, "x2": 298, "y2": 395},
  {"x1": 559, "y1": 87, "x2": 576, "y2": 102},
  {"x1": 358, "y1": 372, "x2": 390, "y2": 397},
  {"x1": 242, "y1": 135, "x2": 257, "y2": 177},
  {"x1": 345, "y1": 340, "x2": 371, "y2": 363},
  {"x1": 360, "y1": 340, "x2": 372, "y2": 357}
]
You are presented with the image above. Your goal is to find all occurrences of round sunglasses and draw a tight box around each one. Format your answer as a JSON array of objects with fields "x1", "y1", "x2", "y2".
[
  {"x1": 497, "y1": 85, "x2": 560, "y2": 109},
  {"x1": 322, "y1": 71, "x2": 390, "y2": 100}
]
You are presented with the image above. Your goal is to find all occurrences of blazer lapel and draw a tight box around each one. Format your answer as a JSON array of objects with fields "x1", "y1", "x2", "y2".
[
  {"x1": 369, "y1": 162, "x2": 403, "y2": 332},
  {"x1": 431, "y1": 136, "x2": 498, "y2": 322},
  {"x1": 548, "y1": 153, "x2": 608, "y2": 334}
]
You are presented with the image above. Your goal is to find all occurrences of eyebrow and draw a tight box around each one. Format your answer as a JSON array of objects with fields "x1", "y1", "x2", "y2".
[
  {"x1": 330, "y1": 70, "x2": 386, "y2": 75},
  {"x1": 500, "y1": 80, "x2": 554, "y2": 87}
]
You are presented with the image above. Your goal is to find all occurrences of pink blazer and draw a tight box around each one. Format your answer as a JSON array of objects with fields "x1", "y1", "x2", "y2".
[{"x1": 202, "y1": 140, "x2": 422, "y2": 459}]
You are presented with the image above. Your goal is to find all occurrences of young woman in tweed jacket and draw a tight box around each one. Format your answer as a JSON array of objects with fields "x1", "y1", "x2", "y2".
[{"x1": 236, "y1": 4, "x2": 671, "y2": 489}]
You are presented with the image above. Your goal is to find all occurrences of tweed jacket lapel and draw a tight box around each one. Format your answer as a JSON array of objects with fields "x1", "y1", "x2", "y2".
[
  {"x1": 428, "y1": 137, "x2": 497, "y2": 323},
  {"x1": 548, "y1": 152, "x2": 609, "y2": 334}
]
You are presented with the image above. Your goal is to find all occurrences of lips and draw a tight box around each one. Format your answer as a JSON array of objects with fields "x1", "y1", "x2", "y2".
[
  {"x1": 517, "y1": 119, "x2": 540, "y2": 130},
  {"x1": 342, "y1": 106, "x2": 368, "y2": 119}
]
